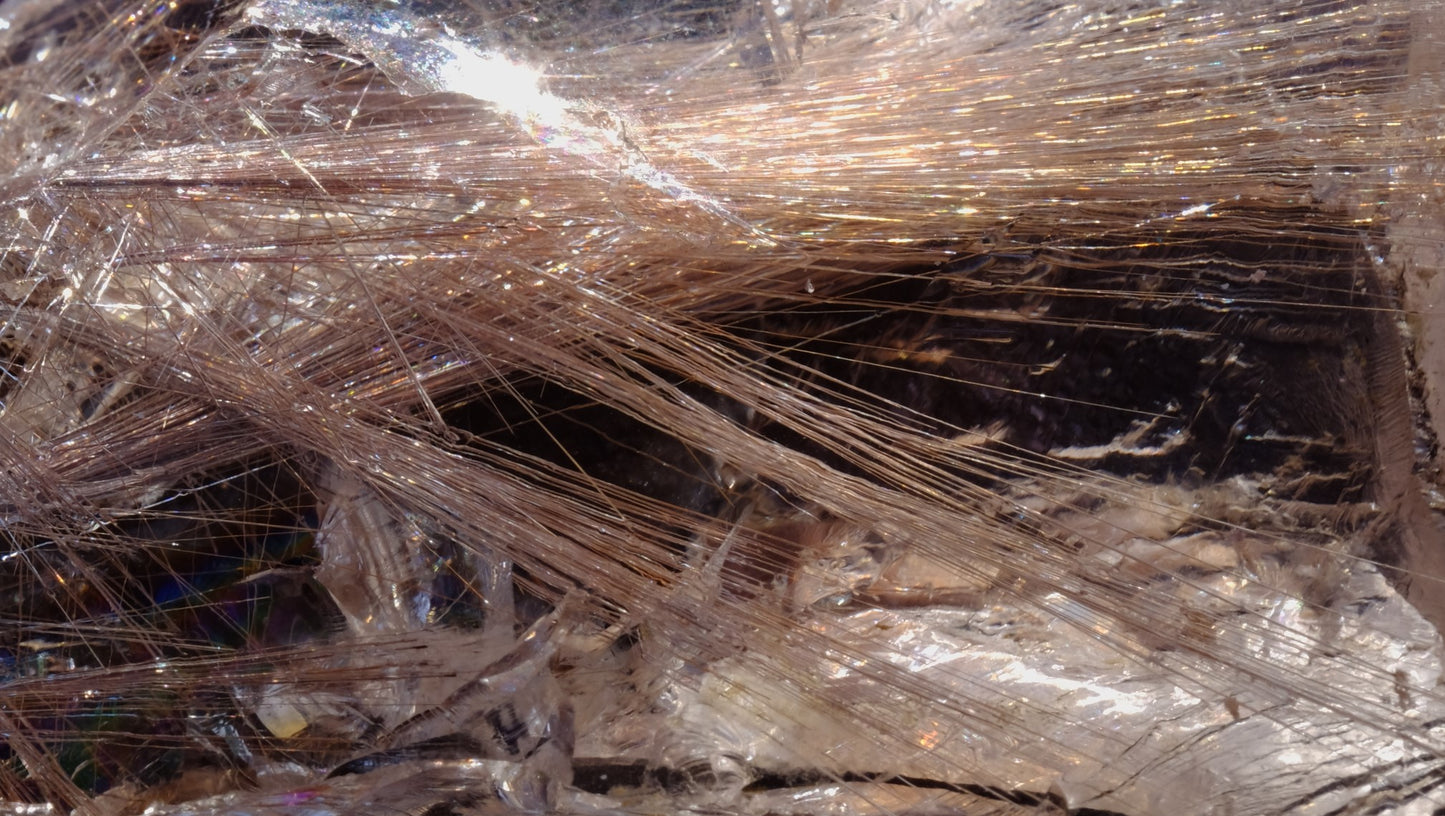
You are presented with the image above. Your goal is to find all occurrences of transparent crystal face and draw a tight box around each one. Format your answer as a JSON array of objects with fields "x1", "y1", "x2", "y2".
[{"x1": 0, "y1": 0, "x2": 1443, "y2": 814}]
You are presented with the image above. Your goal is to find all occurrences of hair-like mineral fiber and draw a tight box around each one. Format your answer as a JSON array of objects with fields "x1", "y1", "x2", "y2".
[{"x1": 1, "y1": 0, "x2": 1444, "y2": 813}]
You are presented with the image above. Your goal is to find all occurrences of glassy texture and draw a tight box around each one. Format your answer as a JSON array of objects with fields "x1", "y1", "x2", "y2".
[{"x1": 0, "y1": 0, "x2": 1443, "y2": 813}]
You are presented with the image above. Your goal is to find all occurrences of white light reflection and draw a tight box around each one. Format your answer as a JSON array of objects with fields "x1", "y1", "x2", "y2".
[{"x1": 248, "y1": 0, "x2": 766, "y2": 241}]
